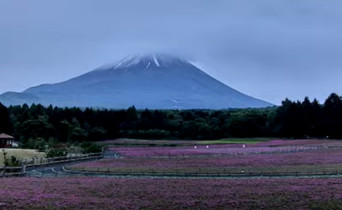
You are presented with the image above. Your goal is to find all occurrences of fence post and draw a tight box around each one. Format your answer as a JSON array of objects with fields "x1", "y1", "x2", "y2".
[
  {"x1": 21, "y1": 162, "x2": 26, "y2": 176},
  {"x1": 2, "y1": 165, "x2": 6, "y2": 177}
]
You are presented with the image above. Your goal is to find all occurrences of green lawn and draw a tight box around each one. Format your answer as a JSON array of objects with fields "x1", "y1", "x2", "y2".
[
  {"x1": 95, "y1": 138, "x2": 276, "y2": 146},
  {"x1": 0, "y1": 148, "x2": 46, "y2": 165},
  {"x1": 198, "y1": 137, "x2": 274, "y2": 145}
]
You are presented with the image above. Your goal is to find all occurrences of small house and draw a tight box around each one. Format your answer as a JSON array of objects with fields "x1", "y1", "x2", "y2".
[{"x1": 0, "y1": 133, "x2": 18, "y2": 148}]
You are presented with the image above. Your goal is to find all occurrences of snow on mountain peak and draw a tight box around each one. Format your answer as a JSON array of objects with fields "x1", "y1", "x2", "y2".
[
  {"x1": 114, "y1": 55, "x2": 142, "y2": 69},
  {"x1": 93, "y1": 54, "x2": 193, "y2": 73},
  {"x1": 113, "y1": 54, "x2": 188, "y2": 69},
  {"x1": 152, "y1": 55, "x2": 160, "y2": 67}
]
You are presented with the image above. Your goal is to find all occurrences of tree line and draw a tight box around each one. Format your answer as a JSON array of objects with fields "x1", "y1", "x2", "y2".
[{"x1": 0, "y1": 93, "x2": 342, "y2": 148}]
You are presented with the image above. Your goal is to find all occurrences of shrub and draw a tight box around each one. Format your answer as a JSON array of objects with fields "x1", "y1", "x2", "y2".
[
  {"x1": 46, "y1": 148, "x2": 67, "y2": 158},
  {"x1": 81, "y1": 142, "x2": 102, "y2": 153}
]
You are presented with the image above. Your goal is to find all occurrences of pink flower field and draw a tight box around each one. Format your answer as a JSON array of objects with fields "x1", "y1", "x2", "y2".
[
  {"x1": 4, "y1": 140, "x2": 342, "y2": 209},
  {"x1": 109, "y1": 144, "x2": 319, "y2": 157},
  {"x1": 73, "y1": 140, "x2": 342, "y2": 175},
  {"x1": 106, "y1": 139, "x2": 342, "y2": 158},
  {"x1": 1, "y1": 177, "x2": 342, "y2": 209},
  {"x1": 73, "y1": 148, "x2": 342, "y2": 174}
]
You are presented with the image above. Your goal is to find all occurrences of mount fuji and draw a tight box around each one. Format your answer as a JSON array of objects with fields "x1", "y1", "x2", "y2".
[{"x1": 0, "y1": 54, "x2": 272, "y2": 109}]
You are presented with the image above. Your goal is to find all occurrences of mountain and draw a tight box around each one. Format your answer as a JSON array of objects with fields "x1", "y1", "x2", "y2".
[{"x1": 0, "y1": 54, "x2": 273, "y2": 109}]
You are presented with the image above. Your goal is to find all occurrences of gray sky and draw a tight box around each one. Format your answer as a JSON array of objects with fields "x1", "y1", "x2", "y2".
[{"x1": 1, "y1": 0, "x2": 341, "y2": 105}]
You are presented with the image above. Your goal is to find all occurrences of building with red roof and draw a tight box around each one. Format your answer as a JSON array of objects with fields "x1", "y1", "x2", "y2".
[{"x1": 0, "y1": 133, "x2": 18, "y2": 148}]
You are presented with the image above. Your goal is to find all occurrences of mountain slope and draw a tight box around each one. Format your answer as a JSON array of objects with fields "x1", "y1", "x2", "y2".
[{"x1": 0, "y1": 54, "x2": 273, "y2": 109}]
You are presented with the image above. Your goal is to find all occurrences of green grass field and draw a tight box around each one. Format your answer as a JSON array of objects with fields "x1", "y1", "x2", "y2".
[
  {"x1": 198, "y1": 137, "x2": 274, "y2": 145},
  {"x1": 95, "y1": 137, "x2": 276, "y2": 147},
  {"x1": 0, "y1": 149, "x2": 46, "y2": 165}
]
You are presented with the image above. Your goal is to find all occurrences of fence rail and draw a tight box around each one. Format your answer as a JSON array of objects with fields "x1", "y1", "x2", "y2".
[
  {"x1": 0, "y1": 165, "x2": 25, "y2": 177},
  {"x1": 1, "y1": 152, "x2": 103, "y2": 178},
  {"x1": 25, "y1": 152, "x2": 103, "y2": 167},
  {"x1": 67, "y1": 167, "x2": 342, "y2": 178}
]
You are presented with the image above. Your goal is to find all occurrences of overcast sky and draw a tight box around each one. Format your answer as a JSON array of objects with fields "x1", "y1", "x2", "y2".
[{"x1": 1, "y1": 0, "x2": 341, "y2": 105}]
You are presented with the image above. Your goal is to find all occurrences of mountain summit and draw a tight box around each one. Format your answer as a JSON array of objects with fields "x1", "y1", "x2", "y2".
[
  {"x1": 0, "y1": 54, "x2": 272, "y2": 109},
  {"x1": 96, "y1": 54, "x2": 188, "y2": 70}
]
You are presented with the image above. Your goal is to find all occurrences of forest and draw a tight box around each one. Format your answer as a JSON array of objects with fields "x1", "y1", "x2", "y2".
[{"x1": 0, "y1": 93, "x2": 342, "y2": 149}]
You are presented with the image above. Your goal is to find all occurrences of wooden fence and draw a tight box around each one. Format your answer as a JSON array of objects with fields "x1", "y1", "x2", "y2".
[
  {"x1": 69, "y1": 167, "x2": 342, "y2": 178},
  {"x1": 0, "y1": 165, "x2": 25, "y2": 177},
  {"x1": 1, "y1": 152, "x2": 103, "y2": 178},
  {"x1": 24, "y1": 152, "x2": 103, "y2": 167}
]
